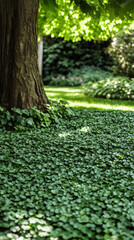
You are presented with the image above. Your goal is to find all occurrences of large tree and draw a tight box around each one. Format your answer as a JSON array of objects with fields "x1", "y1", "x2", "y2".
[
  {"x1": 0, "y1": 0, "x2": 48, "y2": 111},
  {"x1": 0, "y1": 0, "x2": 133, "y2": 110}
]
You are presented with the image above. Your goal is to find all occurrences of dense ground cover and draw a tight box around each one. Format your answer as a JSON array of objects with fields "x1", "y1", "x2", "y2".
[
  {"x1": 0, "y1": 87, "x2": 134, "y2": 239},
  {"x1": 0, "y1": 106, "x2": 134, "y2": 239}
]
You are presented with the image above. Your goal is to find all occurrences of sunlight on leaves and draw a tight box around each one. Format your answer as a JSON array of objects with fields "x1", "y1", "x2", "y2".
[{"x1": 59, "y1": 132, "x2": 70, "y2": 137}]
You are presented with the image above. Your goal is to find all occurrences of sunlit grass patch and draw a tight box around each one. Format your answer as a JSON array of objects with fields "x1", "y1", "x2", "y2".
[{"x1": 45, "y1": 86, "x2": 134, "y2": 111}]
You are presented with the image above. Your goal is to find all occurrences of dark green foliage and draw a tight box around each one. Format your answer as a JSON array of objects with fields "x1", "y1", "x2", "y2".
[
  {"x1": 0, "y1": 106, "x2": 51, "y2": 130},
  {"x1": 83, "y1": 76, "x2": 134, "y2": 100},
  {"x1": 67, "y1": 66, "x2": 113, "y2": 84},
  {"x1": 73, "y1": 0, "x2": 99, "y2": 15},
  {"x1": 109, "y1": 31, "x2": 134, "y2": 78},
  {"x1": 0, "y1": 109, "x2": 134, "y2": 239},
  {"x1": 72, "y1": 0, "x2": 134, "y2": 19},
  {"x1": 0, "y1": 101, "x2": 73, "y2": 130},
  {"x1": 46, "y1": 100, "x2": 74, "y2": 122},
  {"x1": 49, "y1": 66, "x2": 114, "y2": 86},
  {"x1": 40, "y1": 0, "x2": 57, "y2": 12},
  {"x1": 43, "y1": 36, "x2": 112, "y2": 84},
  {"x1": 49, "y1": 74, "x2": 84, "y2": 86}
]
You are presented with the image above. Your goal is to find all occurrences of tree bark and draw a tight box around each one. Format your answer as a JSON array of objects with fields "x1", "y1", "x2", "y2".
[{"x1": 0, "y1": 0, "x2": 48, "y2": 111}]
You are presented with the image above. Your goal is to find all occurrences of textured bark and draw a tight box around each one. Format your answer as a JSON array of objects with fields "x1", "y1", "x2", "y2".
[{"x1": 0, "y1": 0, "x2": 48, "y2": 111}]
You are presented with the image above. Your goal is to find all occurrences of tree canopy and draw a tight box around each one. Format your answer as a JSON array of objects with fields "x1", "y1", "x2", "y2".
[{"x1": 38, "y1": 0, "x2": 134, "y2": 41}]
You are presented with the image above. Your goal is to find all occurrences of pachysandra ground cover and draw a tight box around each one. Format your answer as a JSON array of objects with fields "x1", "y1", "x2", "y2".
[{"x1": 0, "y1": 109, "x2": 134, "y2": 239}]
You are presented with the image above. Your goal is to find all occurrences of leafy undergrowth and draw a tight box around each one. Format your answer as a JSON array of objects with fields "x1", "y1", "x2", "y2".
[
  {"x1": 83, "y1": 77, "x2": 134, "y2": 100},
  {"x1": 0, "y1": 100, "x2": 74, "y2": 131},
  {"x1": 0, "y1": 109, "x2": 134, "y2": 240}
]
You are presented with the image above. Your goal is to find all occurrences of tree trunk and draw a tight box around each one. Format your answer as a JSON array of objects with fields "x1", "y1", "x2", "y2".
[
  {"x1": 0, "y1": 0, "x2": 48, "y2": 111},
  {"x1": 38, "y1": 36, "x2": 43, "y2": 76}
]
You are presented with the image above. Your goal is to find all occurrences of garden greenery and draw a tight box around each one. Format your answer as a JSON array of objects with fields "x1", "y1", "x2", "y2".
[
  {"x1": 0, "y1": 109, "x2": 134, "y2": 239},
  {"x1": 45, "y1": 86, "x2": 134, "y2": 111},
  {"x1": 83, "y1": 76, "x2": 134, "y2": 100},
  {"x1": 109, "y1": 30, "x2": 134, "y2": 78},
  {"x1": 49, "y1": 66, "x2": 114, "y2": 86},
  {"x1": 43, "y1": 36, "x2": 113, "y2": 84},
  {"x1": 0, "y1": 101, "x2": 74, "y2": 130},
  {"x1": 50, "y1": 75, "x2": 84, "y2": 86},
  {"x1": 39, "y1": 0, "x2": 134, "y2": 41}
]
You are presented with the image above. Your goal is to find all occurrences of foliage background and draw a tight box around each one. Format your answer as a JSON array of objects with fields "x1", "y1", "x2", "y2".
[
  {"x1": 42, "y1": 36, "x2": 113, "y2": 84},
  {"x1": 109, "y1": 30, "x2": 134, "y2": 78},
  {"x1": 38, "y1": 0, "x2": 134, "y2": 41}
]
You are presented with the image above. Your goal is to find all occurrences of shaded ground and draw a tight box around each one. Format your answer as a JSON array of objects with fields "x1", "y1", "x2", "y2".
[
  {"x1": 0, "y1": 108, "x2": 134, "y2": 240},
  {"x1": 0, "y1": 87, "x2": 134, "y2": 239}
]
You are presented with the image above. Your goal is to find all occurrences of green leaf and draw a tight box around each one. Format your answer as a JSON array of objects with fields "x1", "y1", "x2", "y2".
[
  {"x1": 40, "y1": 0, "x2": 58, "y2": 12},
  {"x1": 26, "y1": 118, "x2": 35, "y2": 126}
]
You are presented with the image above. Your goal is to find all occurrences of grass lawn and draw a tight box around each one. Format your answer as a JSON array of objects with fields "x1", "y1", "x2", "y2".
[
  {"x1": 45, "y1": 86, "x2": 134, "y2": 111},
  {"x1": 0, "y1": 86, "x2": 134, "y2": 240}
]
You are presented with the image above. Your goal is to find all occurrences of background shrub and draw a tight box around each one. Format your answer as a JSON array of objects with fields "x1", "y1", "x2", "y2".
[
  {"x1": 109, "y1": 30, "x2": 134, "y2": 78},
  {"x1": 49, "y1": 75, "x2": 84, "y2": 86},
  {"x1": 83, "y1": 76, "x2": 134, "y2": 100},
  {"x1": 43, "y1": 36, "x2": 112, "y2": 84},
  {"x1": 49, "y1": 66, "x2": 114, "y2": 86}
]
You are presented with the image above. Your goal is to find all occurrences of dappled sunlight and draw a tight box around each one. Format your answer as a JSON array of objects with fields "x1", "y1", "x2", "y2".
[
  {"x1": 58, "y1": 126, "x2": 91, "y2": 139},
  {"x1": 45, "y1": 86, "x2": 134, "y2": 111},
  {"x1": 2, "y1": 210, "x2": 53, "y2": 239},
  {"x1": 69, "y1": 101, "x2": 134, "y2": 111},
  {"x1": 46, "y1": 86, "x2": 82, "y2": 93},
  {"x1": 79, "y1": 126, "x2": 92, "y2": 132},
  {"x1": 59, "y1": 132, "x2": 71, "y2": 137},
  {"x1": 58, "y1": 127, "x2": 91, "y2": 138}
]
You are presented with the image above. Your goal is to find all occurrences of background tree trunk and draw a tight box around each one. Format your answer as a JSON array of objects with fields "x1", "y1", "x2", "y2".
[
  {"x1": 0, "y1": 0, "x2": 48, "y2": 111},
  {"x1": 38, "y1": 36, "x2": 43, "y2": 76}
]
